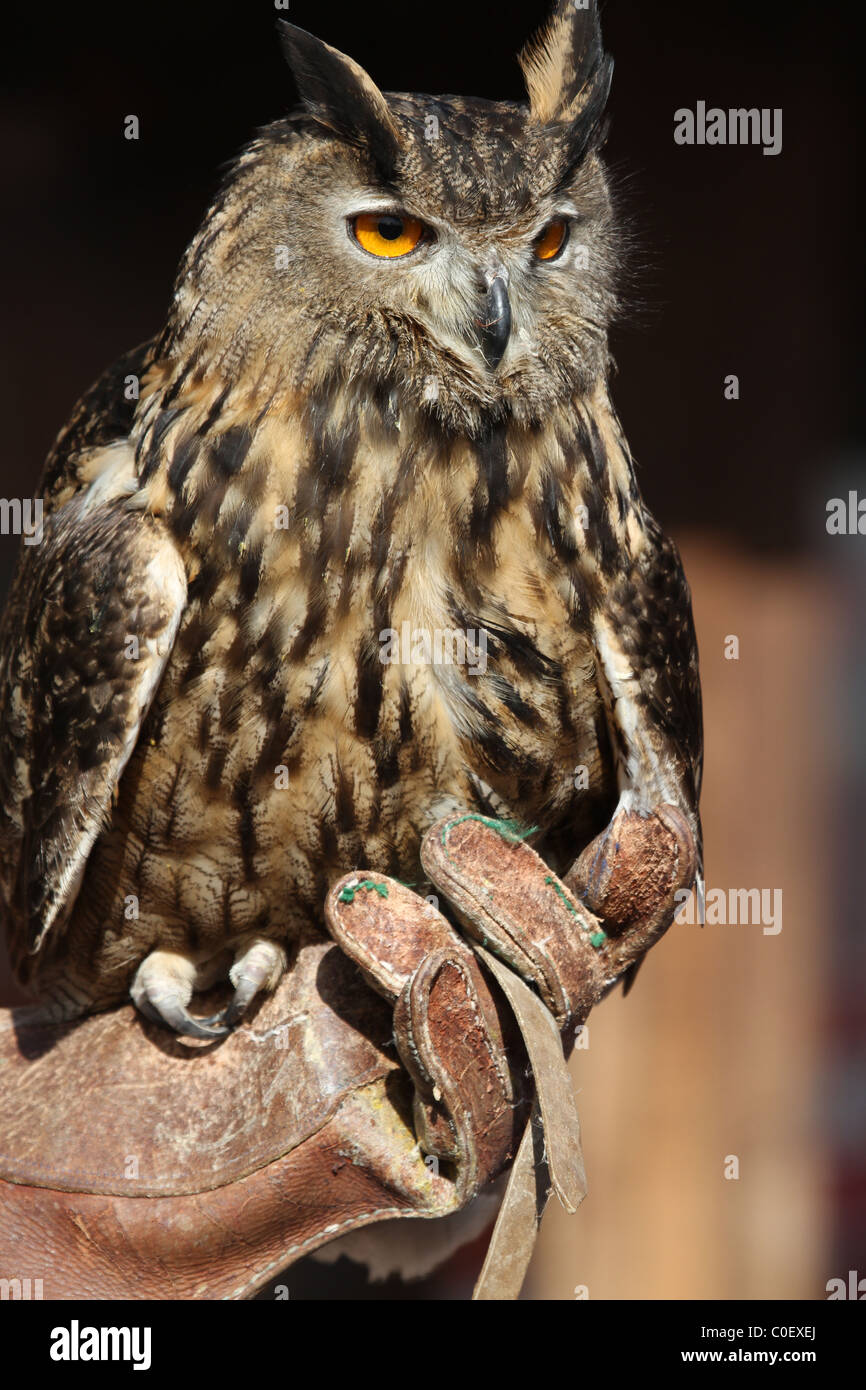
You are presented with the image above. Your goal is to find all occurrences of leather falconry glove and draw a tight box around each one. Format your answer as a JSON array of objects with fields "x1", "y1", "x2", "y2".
[{"x1": 0, "y1": 803, "x2": 695, "y2": 1300}]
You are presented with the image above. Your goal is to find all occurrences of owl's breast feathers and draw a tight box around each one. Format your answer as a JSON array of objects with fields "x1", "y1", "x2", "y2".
[{"x1": 0, "y1": 346, "x2": 701, "y2": 994}]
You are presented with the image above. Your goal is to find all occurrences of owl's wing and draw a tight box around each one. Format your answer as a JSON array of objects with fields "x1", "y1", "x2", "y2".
[
  {"x1": 39, "y1": 341, "x2": 155, "y2": 507},
  {"x1": 591, "y1": 510, "x2": 703, "y2": 863},
  {"x1": 0, "y1": 467, "x2": 186, "y2": 956}
]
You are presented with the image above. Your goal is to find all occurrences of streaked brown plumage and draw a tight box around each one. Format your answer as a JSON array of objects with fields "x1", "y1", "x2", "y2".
[{"x1": 0, "y1": 3, "x2": 701, "y2": 1036}]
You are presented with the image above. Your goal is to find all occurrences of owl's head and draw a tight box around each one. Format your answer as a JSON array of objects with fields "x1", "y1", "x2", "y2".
[{"x1": 166, "y1": 2, "x2": 618, "y2": 435}]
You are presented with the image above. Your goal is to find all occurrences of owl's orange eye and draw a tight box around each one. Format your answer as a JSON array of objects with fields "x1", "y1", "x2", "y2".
[
  {"x1": 352, "y1": 212, "x2": 425, "y2": 259},
  {"x1": 534, "y1": 219, "x2": 569, "y2": 262}
]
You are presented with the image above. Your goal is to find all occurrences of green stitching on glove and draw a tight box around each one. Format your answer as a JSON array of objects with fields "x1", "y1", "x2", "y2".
[
  {"x1": 544, "y1": 875, "x2": 608, "y2": 948},
  {"x1": 338, "y1": 880, "x2": 390, "y2": 904}
]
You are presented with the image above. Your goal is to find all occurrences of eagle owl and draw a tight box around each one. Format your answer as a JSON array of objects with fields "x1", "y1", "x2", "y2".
[{"x1": 0, "y1": 3, "x2": 702, "y2": 1038}]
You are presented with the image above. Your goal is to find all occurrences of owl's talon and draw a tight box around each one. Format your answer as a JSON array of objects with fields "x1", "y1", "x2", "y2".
[
  {"x1": 131, "y1": 949, "x2": 230, "y2": 1040},
  {"x1": 180, "y1": 939, "x2": 289, "y2": 1033},
  {"x1": 224, "y1": 938, "x2": 288, "y2": 1026},
  {"x1": 145, "y1": 999, "x2": 229, "y2": 1041},
  {"x1": 133, "y1": 988, "x2": 229, "y2": 1040},
  {"x1": 130, "y1": 940, "x2": 288, "y2": 1038}
]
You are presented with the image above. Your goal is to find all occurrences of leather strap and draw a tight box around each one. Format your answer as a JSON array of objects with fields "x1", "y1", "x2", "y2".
[
  {"x1": 474, "y1": 945, "x2": 585, "y2": 1214},
  {"x1": 472, "y1": 1103, "x2": 547, "y2": 1301},
  {"x1": 469, "y1": 946, "x2": 588, "y2": 1303}
]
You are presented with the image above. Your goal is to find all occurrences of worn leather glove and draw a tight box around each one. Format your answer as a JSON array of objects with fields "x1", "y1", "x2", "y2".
[{"x1": 0, "y1": 804, "x2": 695, "y2": 1300}]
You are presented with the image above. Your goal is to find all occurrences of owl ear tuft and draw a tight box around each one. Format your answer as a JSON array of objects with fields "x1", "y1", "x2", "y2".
[
  {"x1": 519, "y1": 1, "x2": 612, "y2": 138},
  {"x1": 278, "y1": 22, "x2": 403, "y2": 178}
]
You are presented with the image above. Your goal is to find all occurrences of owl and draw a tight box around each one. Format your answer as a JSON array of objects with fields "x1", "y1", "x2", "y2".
[{"x1": 0, "y1": 2, "x2": 702, "y2": 1039}]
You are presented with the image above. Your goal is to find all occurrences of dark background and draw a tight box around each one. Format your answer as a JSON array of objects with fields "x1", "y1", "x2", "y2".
[{"x1": 0, "y1": 0, "x2": 863, "y2": 1300}]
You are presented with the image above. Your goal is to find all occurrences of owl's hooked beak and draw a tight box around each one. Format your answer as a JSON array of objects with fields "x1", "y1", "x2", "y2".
[{"x1": 473, "y1": 267, "x2": 512, "y2": 371}]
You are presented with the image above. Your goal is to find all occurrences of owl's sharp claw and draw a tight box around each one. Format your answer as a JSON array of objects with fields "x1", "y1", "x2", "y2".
[
  {"x1": 138, "y1": 995, "x2": 229, "y2": 1040},
  {"x1": 131, "y1": 940, "x2": 287, "y2": 1038},
  {"x1": 228, "y1": 939, "x2": 288, "y2": 1022},
  {"x1": 133, "y1": 985, "x2": 229, "y2": 1040},
  {"x1": 221, "y1": 996, "x2": 251, "y2": 1029},
  {"x1": 193, "y1": 939, "x2": 289, "y2": 1032},
  {"x1": 131, "y1": 948, "x2": 230, "y2": 1040},
  {"x1": 195, "y1": 1001, "x2": 251, "y2": 1031}
]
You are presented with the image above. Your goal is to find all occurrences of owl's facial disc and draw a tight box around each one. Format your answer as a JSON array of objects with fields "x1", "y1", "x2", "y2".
[
  {"x1": 343, "y1": 199, "x2": 516, "y2": 373},
  {"x1": 338, "y1": 191, "x2": 591, "y2": 382}
]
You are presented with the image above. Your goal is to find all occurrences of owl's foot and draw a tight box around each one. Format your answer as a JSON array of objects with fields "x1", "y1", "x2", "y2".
[
  {"x1": 132, "y1": 939, "x2": 289, "y2": 1039},
  {"x1": 131, "y1": 950, "x2": 230, "y2": 1040},
  {"x1": 199, "y1": 938, "x2": 288, "y2": 1031}
]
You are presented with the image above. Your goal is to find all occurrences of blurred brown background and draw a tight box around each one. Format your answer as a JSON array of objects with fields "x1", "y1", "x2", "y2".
[{"x1": 1, "y1": 0, "x2": 863, "y2": 1298}]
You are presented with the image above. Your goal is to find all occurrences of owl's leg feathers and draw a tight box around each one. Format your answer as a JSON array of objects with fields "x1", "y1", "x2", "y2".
[
  {"x1": 200, "y1": 937, "x2": 288, "y2": 1031},
  {"x1": 130, "y1": 950, "x2": 230, "y2": 1041}
]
